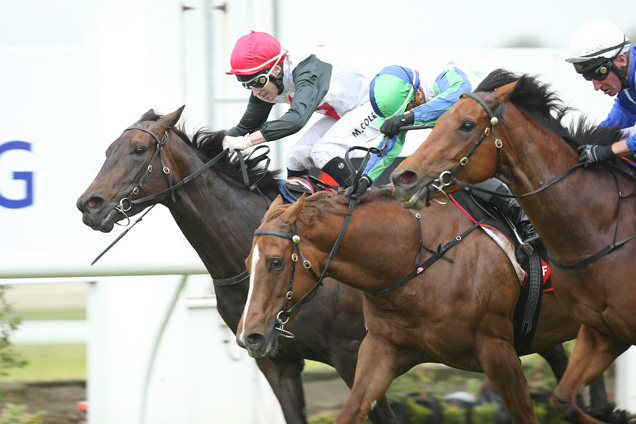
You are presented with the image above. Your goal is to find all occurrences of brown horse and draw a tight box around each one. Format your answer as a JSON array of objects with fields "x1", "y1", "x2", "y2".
[
  {"x1": 239, "y1": 188, "x2": 611, "y2": 424},
  {"x1": 392, "y1": 69, "x2": 636, "y2": 423},
  {"x1": 75, "y1": 106, "x2": 398, "y2": 424}
]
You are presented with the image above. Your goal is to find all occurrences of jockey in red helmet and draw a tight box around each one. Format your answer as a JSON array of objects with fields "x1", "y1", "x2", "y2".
[{"x1": 222, "y1": 31, "x2": 381, "y2": 190}]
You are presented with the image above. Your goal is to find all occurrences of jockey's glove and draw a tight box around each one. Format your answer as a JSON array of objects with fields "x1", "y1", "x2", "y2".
[
  {"x1": 380, "y1": 111, "x2": 414, "y2": 138},
  {"x1": 223, "y1": 134, "x2": 252, "y2": 153},
  {"x1": 345, "y1": 175, "x2": 372, "y2": 199},
  {"x1": 577, "y1": 144, "x2": 617, "y2": 167}
]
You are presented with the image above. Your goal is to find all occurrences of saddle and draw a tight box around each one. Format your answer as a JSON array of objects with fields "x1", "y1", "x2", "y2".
[
  {"x1": 278, "y1": 175, "x2": 338, "y2": 203},
  {"x1": 449, "y1": 190, "x2": 552, "y2": 356}
]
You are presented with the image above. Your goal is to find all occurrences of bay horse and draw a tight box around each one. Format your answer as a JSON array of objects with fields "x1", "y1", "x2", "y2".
[
  {"x1": 75, "y1": 106, "x2": 398, "y2": 424},
  {"x1": 391, "y1": 69, "x2": 636, "y2": 423},
  {"x1": 239, "y1": 189, "x2": 618, "y2": 424}
]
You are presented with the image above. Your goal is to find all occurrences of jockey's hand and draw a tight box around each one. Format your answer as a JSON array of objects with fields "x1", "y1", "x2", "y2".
[
  {"x1": 222, "y1": 134, "x2": 252, "y2": 153},
  {"x1": 344, "y1": 175, "x2": 371, "y2": 199},
  {"x1": 577, "y1": 144, "x2": 616, "y2": 167},
  {"x1": 380, "y1": 111, "x2": 414, "y2": 138}
]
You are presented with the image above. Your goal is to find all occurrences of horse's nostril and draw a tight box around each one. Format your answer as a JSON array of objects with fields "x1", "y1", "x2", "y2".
[
  {"x1": 86, "y1": 197, "x2": 102, "y2": 209},
  {"x1": 246, "y1": 333, "x2": 264, "y2": 349},
  {"x1": 400, "y1": 172, "x2": 415, "y2": 185}
]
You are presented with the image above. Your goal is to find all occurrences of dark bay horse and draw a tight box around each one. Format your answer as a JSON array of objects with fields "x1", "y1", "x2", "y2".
[
  {"x1": 239, "y1": 189, "x2": 612, "y2": 424},
  {"x1": 392, "y1": 69, "x2": 636, "y2": 423},
  {"x1": 75, "y1": 106, "x2": 398, "y2": 424}
]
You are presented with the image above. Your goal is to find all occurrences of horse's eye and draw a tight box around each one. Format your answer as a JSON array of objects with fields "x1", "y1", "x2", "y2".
[
  {"x1": 133, "y1": 145, "x2": 147, "y2": 155},
  {"x1": 459, "y1": 120, "x2": 476, "y2": 132},
  {"x1": 268, "y1": 258, "x2": 283, "y2": 271}
]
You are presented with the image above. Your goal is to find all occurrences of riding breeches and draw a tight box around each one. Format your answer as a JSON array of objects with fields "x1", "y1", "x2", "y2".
[{"x1": 286, "y1": 102, "x2": 382, "y2": 172}]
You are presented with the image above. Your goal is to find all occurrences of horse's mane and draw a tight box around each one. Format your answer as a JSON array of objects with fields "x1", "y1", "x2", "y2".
[
  {"x1": 137, "y1": 110, "x2": 280, "y2": 190},
  {"x1": 262, "y1": 188, "x2": 396, "y2": 225},
  {"x1": 476, "y1": 69, "x2": 624, "y2": 149}
]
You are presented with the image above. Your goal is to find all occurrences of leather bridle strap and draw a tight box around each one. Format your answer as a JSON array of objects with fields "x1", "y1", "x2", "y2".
[
  {"x1": 366, "y1": 218, "x2": 484, "y2": 296},
  {"x1": 253, "y1": 196, "x2": 357, "y2": 326}
]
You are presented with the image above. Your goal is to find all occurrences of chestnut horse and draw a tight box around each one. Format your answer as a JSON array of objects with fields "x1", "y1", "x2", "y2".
[
  {"x1": 392, "y1": 69, "x2": 636, "y2": 423},
  {"x1": 239, "y1": 189, "x2": 616, "y2": 424},
  {"x1": 75, "y1": 107, "x2": 398, "y2": 424}
]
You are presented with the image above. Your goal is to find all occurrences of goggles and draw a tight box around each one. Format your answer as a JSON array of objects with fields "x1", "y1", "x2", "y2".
[
  {"x1": 574, "y1": 58, "x2": 613, "y2": 81},
  {"x1": 237, "y1": 52, "x2": 285, "y2": 90}
]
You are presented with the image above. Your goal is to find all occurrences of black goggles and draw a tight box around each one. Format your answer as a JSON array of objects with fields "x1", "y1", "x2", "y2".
[
  {"x1": 238, "y1": 66, "x2": 276, "y2": 90},
  {"x1": 574, "y1": 59, "x2": 613, "y2": 81}
]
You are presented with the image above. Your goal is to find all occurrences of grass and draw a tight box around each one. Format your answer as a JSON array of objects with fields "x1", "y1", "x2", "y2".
[
  {"x1": 1, "y1": 344, "x2": 86, "y2": 382},
  {"x1": 14, "y1": 309, "x2": 85, "y2": 321}
]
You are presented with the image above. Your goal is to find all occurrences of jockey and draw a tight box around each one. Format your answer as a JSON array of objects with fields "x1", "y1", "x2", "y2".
[
  {"x1": 564, "y1": 20, "x2": 636, "y2": 166},
  {"x1": 223, "y1": 31, "x2": 382, "y2": 191},
  {"x1": 352, "y1": 64, "x2": 539, "y2": 260}
]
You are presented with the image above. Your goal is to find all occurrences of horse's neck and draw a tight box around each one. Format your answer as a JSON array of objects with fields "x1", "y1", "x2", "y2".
[
  {"x1": 501, "y1": 114, "x2": 635, "y2": 263},
  {"x1": 303, "y1": 200, "x2": 444, "y2": 293},
  {"x1": 168, "y1": 168, "x2": 272, "y2": 280}
]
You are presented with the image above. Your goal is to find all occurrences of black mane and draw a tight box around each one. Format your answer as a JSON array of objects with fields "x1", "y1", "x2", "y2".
[
  {"x1": 476, "y1": 69, "x2": 623, "y2": 149},
  {"x1": 137, "y1": 111, "x2": 281, "y2": 190}
]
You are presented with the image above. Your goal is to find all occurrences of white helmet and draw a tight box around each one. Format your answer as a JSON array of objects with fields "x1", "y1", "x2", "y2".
[{"x1": 565, "y1": 20, "x2": 630, "y2": 64}]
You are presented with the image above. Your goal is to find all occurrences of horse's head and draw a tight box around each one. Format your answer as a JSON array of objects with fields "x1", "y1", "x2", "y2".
[
  {"x1": 237, "y1": 194, "x2": 325, "y2": 358},
  {"x1": 392, "y1": 80, "x2": 518, "y2": 210},
  {"x1": 76, "y1": 106, "x2": 187, "y2": 232}
]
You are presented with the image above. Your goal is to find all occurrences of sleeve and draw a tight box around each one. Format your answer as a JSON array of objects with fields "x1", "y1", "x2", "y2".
[
  {"x1": 259, "y1": 55, "x2": 333, "y2": 141},
  {"x1": 626, "y1": 133, "x2": 636, "y2": 155},
  {"x1": 362, "y1": 132, "x2": 407, "y2": 182},
  {"x1": 411, "y1": 67, "x2": 473, "y2": 125},
  {"x1": 226, "y1": 94, "x2": 274, "y2": 137},
  {"x1": 600, "y1": 97, "x2": 636, "y2": 131}
]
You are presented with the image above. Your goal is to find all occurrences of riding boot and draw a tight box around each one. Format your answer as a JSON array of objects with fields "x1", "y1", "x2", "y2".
[
  {"x1": 287, "y1": 168, "x2": 307, "y2": 179},
  {"x1": 320, "y1": 157, "x2": 354, "y2": 189}
]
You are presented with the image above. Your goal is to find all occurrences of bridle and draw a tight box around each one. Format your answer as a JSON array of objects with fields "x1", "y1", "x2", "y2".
[
  {"x1": 252, "y1": 195, "x2": 357, "y2": 339},
  {"x1": 427, "y1": 92, "x2": 506, "y2": 205},
  {"x1": 94, "y1": 124, "x2": 266, "y2": 285},
  {"x1": 428, "y1": 91, "x2": 584, "y2": 204},
  {"x1": 114, "y1": 125, "x2": 173, "y2": 221}
]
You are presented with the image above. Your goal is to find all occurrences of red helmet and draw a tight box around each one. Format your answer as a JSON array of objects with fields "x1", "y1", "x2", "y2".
[{"x1": 226, "y1": 31, "x2": 286, "y2": 75}]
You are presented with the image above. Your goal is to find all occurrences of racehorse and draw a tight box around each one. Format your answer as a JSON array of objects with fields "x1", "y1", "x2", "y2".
[
  {"x1": 391, "y1": 69, "x2": 636, "y2": 423},
  {"x1": 239, "y1": 188, "x2": 619, "y2": 424},
  {"x1": 75, "y1": 106, "x2": 398, "y2": 424}
]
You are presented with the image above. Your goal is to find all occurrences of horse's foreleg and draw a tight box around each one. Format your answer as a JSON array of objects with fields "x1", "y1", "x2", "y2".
[
  {"x1": 335, "y1": 335, "x2": 402, "y2": 424},
  {"x1": 553, "y1": 325, "x2": 629, "y2": 424},
  {"x1": 479, "y1": 339, "x2": 538, "y2": 424},
  {"x1": 330, "y1": 341, "x2": 399, "y2": 424},
  {"x1": 255, "y1": 356, "x2": 307, "y2": 424}
]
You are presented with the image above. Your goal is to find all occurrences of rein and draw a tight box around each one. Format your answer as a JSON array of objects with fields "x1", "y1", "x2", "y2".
[{"x1": 550, "y1": 166, "x2": 636, "y2": 269}]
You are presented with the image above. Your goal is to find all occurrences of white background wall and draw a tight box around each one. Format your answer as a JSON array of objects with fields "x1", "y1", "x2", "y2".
[{"x1": 1, "y1": 0, "x2": 634, "y2": 422}]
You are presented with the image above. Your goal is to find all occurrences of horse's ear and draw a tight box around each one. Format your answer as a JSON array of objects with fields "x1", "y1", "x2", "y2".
[
  {"x1": 139, "y1": 109, "x2": 155, "y2": 122},
  {"x1": 158, "y1": 105, "x2": 186, "y2": 129},
  {"x1": 271, "y1": 195, "x2": 284, "y2": 208},
  {"x1": 493, "y1": 81, "x2": 518, "y2": 103},
  {"x1": 281, "y1": 194, "x2": 306, "y2": 224}
]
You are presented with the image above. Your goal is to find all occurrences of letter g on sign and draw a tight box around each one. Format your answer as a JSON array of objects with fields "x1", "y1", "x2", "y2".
[{"x1": 0, "y1": 141, "x2": 34, "y2": 208}]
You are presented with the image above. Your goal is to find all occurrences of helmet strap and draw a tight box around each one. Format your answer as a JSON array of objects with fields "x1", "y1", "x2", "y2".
[
  {"x1": 611, "y1": 50, "x2": 631, "y2": 90},
  {"x1": 271, "y1": 66, "x2": 285, "y2": 95}
]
